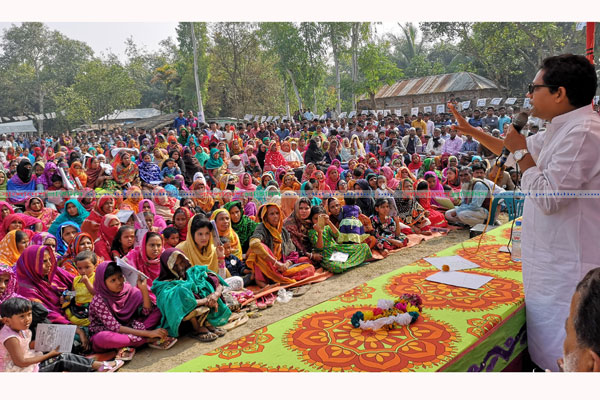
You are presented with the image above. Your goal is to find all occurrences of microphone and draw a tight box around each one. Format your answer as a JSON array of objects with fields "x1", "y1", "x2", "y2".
[{"x1": 497, "y1": 112, "x2": 529, "y2": 167}]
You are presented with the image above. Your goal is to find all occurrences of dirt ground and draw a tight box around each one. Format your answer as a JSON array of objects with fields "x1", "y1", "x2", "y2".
[{"x1": 122, "y1": 223, "x2": 501, "y2": 372}]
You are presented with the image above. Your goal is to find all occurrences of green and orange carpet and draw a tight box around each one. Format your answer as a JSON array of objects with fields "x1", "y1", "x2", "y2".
[{"x1": 171, "y1": 223, "x2": 526, "y2": 372}]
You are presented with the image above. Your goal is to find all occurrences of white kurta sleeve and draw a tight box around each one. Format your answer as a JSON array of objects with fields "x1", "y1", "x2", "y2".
[{"x1": 521, "y1": 127, "x2": 600, "y2": 215}]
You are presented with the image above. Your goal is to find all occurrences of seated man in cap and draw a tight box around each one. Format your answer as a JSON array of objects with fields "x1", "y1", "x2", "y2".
[{"x1": 228, "y1": 155, "x2": 245, "y2": 177}]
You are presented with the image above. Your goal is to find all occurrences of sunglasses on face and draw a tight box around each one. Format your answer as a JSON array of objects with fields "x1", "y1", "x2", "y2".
[{"x1": 528, "y1": 83, "x2": 559, "y2": 94}]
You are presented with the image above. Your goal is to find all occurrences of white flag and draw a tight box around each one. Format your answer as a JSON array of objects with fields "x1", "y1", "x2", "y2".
[{"x1": 576, "y1": 22, "x2": 587, "y2": 31}]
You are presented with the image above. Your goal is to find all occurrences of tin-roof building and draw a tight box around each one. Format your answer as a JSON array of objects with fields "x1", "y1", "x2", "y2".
[{"x1": 357, "y1": 72, "x2": 503, "y2": 115}]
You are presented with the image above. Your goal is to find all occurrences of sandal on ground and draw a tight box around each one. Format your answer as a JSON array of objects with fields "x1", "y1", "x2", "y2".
[
  {"x1": 189, "y1": 330, "x2": 218, "y2": 342},
  {"x1": 206, "y1": 325, "x2": 227, "y2": 337},
  {"x1": 148, "y1": 337, "x2": 178, "y2": 350},
  {"x1": 97, "y1": 359, "x2": 125, "y2": 372},
  {"x1": 221, "y1": 313, "x2": 250, "y2": 331},
  {"x1": 256, "y1": 297, "x2": 267, "y2": 310},
  {"x1": 264, "y1": 293, "x2": 276, "y2": 307},
  {"x1": 115, "y1": 347, "x2": 135, "y2": 361}
]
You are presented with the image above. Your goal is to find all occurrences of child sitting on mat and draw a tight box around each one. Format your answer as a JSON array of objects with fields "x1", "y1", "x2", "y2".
[{"x1": 0, "y1": 297, "x2": 122, "y2": 372}]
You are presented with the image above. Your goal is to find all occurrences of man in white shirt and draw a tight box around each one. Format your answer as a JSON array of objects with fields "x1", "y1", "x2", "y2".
[
  {"x1": 449, "y1": 54, "x2": 600, "y2": 371},
  {"x1": 424, "y1": 113, "x2": 435, "y2": 138},
  {"x1": 426, "y1": 128, "x2": 445, "y2": 155}
]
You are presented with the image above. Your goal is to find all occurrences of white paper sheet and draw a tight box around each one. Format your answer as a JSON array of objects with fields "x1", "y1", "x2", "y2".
[
  {"x1": 330, "y1": 252, "x2": 349, "y2": 262},
  {"x1": 499, "y1": 246, "x2": 511, "y2": 253},
  {"x1": 116, "y1": 257, "x2": 149, "y2": 287},
  {"x1": 426, "y1": 271, "x2": 493, "y2": 290},
  {"x1": 116, "y1": 210, "x2": 134, "y2": 223},
  {"x1": 34, "y1": 324, "x2": 76, "y2": 353},
  {"x1": 424, "y1": 255, "x2": 480, "y2": 271}
]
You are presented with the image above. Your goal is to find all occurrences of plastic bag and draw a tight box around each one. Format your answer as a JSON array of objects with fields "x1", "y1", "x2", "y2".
[{"x1": 276, "y1": 288, "x2": 293, "y2": 303}]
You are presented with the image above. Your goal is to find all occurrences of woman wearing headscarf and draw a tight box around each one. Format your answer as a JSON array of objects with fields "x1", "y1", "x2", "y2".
[
  {"x1": 303, "y1": 139, "x2": 326, "y2": 167},
  {"x1": 88, "y1": 261, "x2": 166, "y2": 353},
  {"x1": 137, "y1": 151, "x2": 162, "y2": 187},
  {"x1": 182, "y1": 148, "x2": 202, "y2": 186},
  {"x1": 30, "y1": 232, "x2": 58, "y2": 253},
  {"x1": 407, "y1": 153, "x2": 423, "y2": 173},
  {"x1": 94, "y1": 214, "x2": 121, "y2": 262},
  {"x1": 210, "y1": 208, "x2": 243, "y2": 260},
  {"x1": 264, "y1": 141, "x2": 288, "y2": 172},
  {"x1": 381, "y1": 166, "x2": 400, "y2": 190},
  {"x1": 84, "y1": 157, "x2": 106, "y2": 189},
  {"x1": 138, "y1": 199, "x2": 168, "y2": 231},
  {"x1": 169, "y1": 206, "x2": 193, "y2": 242},
  {"x1": 394, "y1": 178, "x2": 432, "y2": 235},
  {"x1": 152, "y1": 186, "x2": 177, "y2": 222},
  {"x1": 151, "y1": 249, "x2": 231, "y2": 341},
  {"x1": 80, "y1": 196, "x2": 115, "y2": 241},
  {"x1": 7, "y1": 159, "x2": 37, "y2": 205},
  {"x1": 194, "y1": 145, "x2": 209, "y2": 167},
  {"x1": 236, "y1": 172, "x2": 257, "y2": 192},
  {"x1": 111, "y1": 150, "x2": 140, "y2": 188},
  {"x1": 125, "y1": 231, "x2": 164, "y2": 286},
  {"x1": 58, "y1": 232, "x2": 96, "y2": 276},
  {"x1": 205, "y1": 148, "x2": 225, "y2": 187},
  {"x1": 169, "y1": 149, "x2": 186, "y2": 178},
  {"x1": 24, "y1": 196, "x2": 58, "y2": 230},
  {"x1": 0, "y1": 230, "x2": 28, "y2": 267},
  {"x1": 324, "y1": 165, "x2": 340, "y2": 194},
  {"x1": 223, "y1": 201, "x2": 258, "y2": 254},
  {"x1": 48, "y1": 199, "x2": 89, "y2": 238},
  {"x1": 0, "y1": 170, "x2": 8, "y2": 202},
  {"x1": 417, "y1": 157, "x2": 437, "y2": 179},
  {"x1": 246, "y1": 203, "x2": 315, "y2": 287},
  {"x1": 176, "y1": 215, "x2": 224, "y2": 275},
  {"x1": 325, "y1": 138, "x2": 341, "y2": 164},
  {"x1": 69, "y1": 160, "x2": 87, "y2": 188},
  {"x1": 442, "y1": 155, "x2": 459, "y2": 179},
  {"x1": 279, "y1": 140, "x2": 301, "y2": 168},
  {"x1": 280, "y1": 172, "x2": 301, "y2": 193},
  {"x1": 350, "y1": 135, "x2": 366, "y2": 159},
  {"x1": 414, "y1": 179, "x2": 449, "y2": 228},
  {"x1": 190, "y1": 178, "x2": 215, "y2": 215},
  {"x1": 16, "y1": 245, "x2": 90, "y2": 350},
  {"x1": 282, "y1": 196, "x2": 316, "y2": 259}
]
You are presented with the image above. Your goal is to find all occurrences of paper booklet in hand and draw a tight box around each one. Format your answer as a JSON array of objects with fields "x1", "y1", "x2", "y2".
[{"x1": 116, "y1": 257, "x2": 149, "y2": 287}]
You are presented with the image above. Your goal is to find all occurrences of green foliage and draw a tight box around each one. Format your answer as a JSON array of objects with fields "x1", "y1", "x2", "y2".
[
  {"x1": 73, "y1": 59, "x2": 141, "y2": 123},
  {"x1": 356, "y1": 42, "x2": 403, "y2": 108},
  {"x1": 52, "y1": 86, "x2": 92, "y2": 130}
]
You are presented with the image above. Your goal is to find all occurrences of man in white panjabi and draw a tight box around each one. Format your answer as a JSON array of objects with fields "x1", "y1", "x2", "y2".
[{"x1": 448, "y1": 54, "x2": 600, "y2": 371}]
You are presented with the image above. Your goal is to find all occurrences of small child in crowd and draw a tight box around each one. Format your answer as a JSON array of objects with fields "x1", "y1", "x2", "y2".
[
  {"x1": 0, "y1": 297, "x2": 122, "y2": 372},
  {"x1": 63, "y1": 251, "x2": 97, "y2": 327},
  {"x1": 221, "y1": 237, "x2": 252, "y2": 287},
  {"x1": 162, "y1": 227, "x2": 181, "y2": 249}
]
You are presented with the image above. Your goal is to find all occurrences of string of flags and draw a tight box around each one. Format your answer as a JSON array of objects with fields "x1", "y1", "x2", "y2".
[{"x1": 0, "y1": 111, "x2": 66, "y2": 123}]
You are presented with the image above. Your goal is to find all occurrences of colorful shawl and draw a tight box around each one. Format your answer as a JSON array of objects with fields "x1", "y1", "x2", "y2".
[
  {"x1": 137, "y1": 199, "x2": 168, "y2": 230},
  {"x1": 48, "y1": 199, "x2": 89, "y2": 238},
  {"x1": 16, "y1": 245, "x2": 73, "y2": 324},
  {"x1": 125, "y1": 232, "x2": 163, "y2": 286},
  {"x1": 92, "y1": 261, "x2": 145, "y2": 325},
  {"x1": 176, "y1": 216, "x2": 219, "y2": 273},
  {"x1": 151, "y1": 250, "x2": 231, "y2": 337},
  {"x1": 138, "y1": 156, "x2": 162, "y2": 184},
  {"x1": 210, "y1": 208, "x2": 243, "y2": 259},
  {"x1": 0, "y1": 230, "x2": 23, "y2": 267},
  {"x1": 205, "y1": 148, "x2": 224, "y2": 170},
  {"x1": 0, "y1": 264, "x2": 24, "y2": 303},
  {"x1": 36, "y1": 161, "x2": 57, "y2": 189},
  {"x1": 24, "y1": 196, "x2": 58, "y2": 230},
  {"x1": 95, "y1": 214, "x2": 121, "y2": 262},
  {"x1": 59, "y1": 232, "x2": 94, "y2": 276},
  {"x1": 223, "y1": 201, "x2": 257, "y2": 253}
]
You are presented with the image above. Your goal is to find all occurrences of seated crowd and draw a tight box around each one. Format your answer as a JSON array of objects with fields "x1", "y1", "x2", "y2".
[{"x1": 0, "y1": 108, "x2": 532, "y2": 372}]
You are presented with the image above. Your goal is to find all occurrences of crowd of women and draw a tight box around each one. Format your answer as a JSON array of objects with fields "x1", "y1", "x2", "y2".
[{"x1": 0, "y1": 112, "x2": 521, "y2": 370}]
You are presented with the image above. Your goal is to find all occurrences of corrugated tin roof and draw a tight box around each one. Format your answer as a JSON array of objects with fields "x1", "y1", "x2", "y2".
[
  {"x1": 0, "y1": 120, "x2": 37, "y2": 134},
  {"x1": 373, "y1": 72, "x2": 499, "y2": 99},
  {"x1": 99, "y1": 108, "x2": 161, "y2": 121}
]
